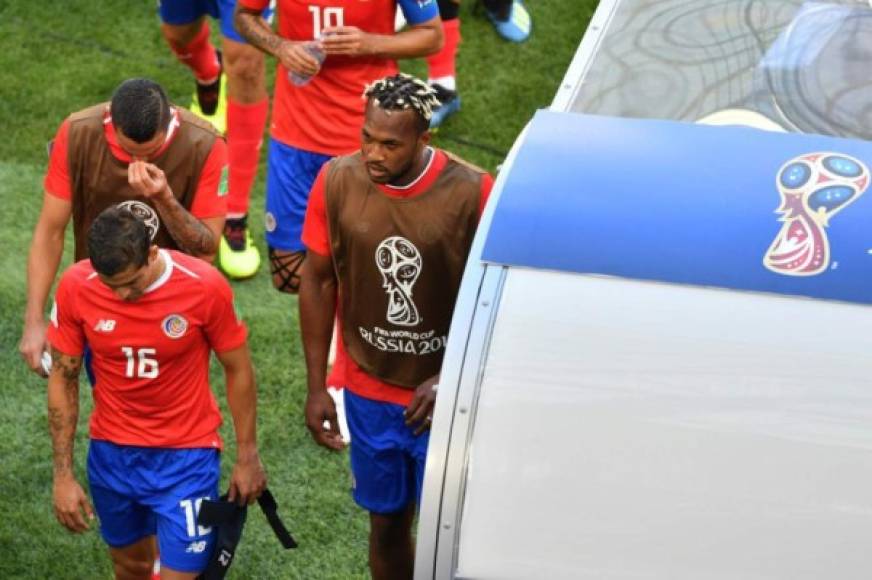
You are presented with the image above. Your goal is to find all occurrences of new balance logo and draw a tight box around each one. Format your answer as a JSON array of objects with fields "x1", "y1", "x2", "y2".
[
  {"x1": 185, "y1": 541, "x2": 208, "y2": 554},
  {"x1": 93, "y1": 319, "x2": 116, "y2": 332}
]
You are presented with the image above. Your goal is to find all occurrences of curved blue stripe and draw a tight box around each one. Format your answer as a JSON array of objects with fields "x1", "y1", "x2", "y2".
[{"x1": 482, "y1": 110, "x2": 872, "y2": 305}]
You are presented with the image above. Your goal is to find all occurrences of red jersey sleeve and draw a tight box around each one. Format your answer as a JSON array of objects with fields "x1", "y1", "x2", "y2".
[
  {"x1": 189, "y1": 138, "x2": 229, "y2": 219},
  {"x1": 43, "y1": 119, "x2": 72, "y2": 201},
  {"x1": 46, "y1": 268, "x2": 86, "y2": 356},
  {"x1": 202, "y1": 269, "x2": 248, "y2": 353},
  {"x1": 301, "y1": 163, "x2": 331, "y2": 257},
  {"x1": 479, "y1": 172, "x2": 494, "y2": 218},
  {"x1": 237, "y1": 0, "x2": 269, "y2": 10}
]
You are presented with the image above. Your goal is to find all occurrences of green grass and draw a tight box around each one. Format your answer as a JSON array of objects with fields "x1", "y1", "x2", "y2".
[{"x1": 0, "y1": 1, "x2": 593, "y2": 577}]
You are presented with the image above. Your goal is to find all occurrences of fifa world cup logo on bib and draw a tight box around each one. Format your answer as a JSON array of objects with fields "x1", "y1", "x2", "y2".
[
  {"x1": 764, "y1": 152, "x2": 868, "y2": 276},
  {"x1": 376, "y1": 236, "x2": 422, "y2": 326}
]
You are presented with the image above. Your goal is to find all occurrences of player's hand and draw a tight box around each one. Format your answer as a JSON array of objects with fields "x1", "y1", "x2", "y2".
[
  {"x1": 19, "y1": 319, "x2": 49, "y2": 377},
  {"x1": 305, "y1": 389, "x2": 346, "y2": 451},
  {"x1": 321, "y1": 26, "x2": 377, "y2": 57},
  {"x1": 228, "y1": 449, "x2": 267, "y2": 506},
  {"x1": 277, "y1": 40, "x2": 322, "y2": 77},
  {"x1": 53, "y1": 475, "x2": 94, "y2": 533},
  {"x1": 404, "y1": 374, "x2": 439, "y2": 436},
  {"x1": 128, "y1": 161, "x2": 172, "y2": 202}
]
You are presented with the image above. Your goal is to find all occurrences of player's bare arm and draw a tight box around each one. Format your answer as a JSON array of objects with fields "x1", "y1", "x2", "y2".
[
  {"x1": 234, "y1": 5, "x2": 320, "y2": 76},
  {"x1": 321, "y1": 16, "x2": 443, "y2": 59},
  {"x1": 128, "y1": 161, "x2": 220, "y2": 261},
  {"x1": 47, "y1": 347, "x2": 94, "y2": 533},
  {"x1": 298, "y1": 251, "x2": 346, "y2": 451},
  {"x1": 216, "y1": 344, "x2": 267, "y2": 505},
  {"x1": 20, "y1": 193, "x2": 72, "y2": 375}
]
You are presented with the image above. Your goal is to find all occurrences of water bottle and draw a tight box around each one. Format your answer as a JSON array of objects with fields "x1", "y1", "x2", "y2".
[{"x1": 289, "y1": 41, "x2": 326, "y2": 87}]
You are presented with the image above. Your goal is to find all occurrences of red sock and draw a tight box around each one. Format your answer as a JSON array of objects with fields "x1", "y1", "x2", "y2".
[
  {"x1": 165, "y1": 22, "x2": 220, "y2": 83},
  {"x1": 226, "y1": 98, "x2": 269, "y2": 216},
  {"x1": 427, "y1": 18, "x2": 461, "y2": 80}
]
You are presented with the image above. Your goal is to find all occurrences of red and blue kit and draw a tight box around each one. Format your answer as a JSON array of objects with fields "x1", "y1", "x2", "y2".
[
  {"x1": 47, "y1": 250, "x2": 247, "y2": 449},
  {"x1": 238, "y1": 0, "x2": 440, "y2": 156}
]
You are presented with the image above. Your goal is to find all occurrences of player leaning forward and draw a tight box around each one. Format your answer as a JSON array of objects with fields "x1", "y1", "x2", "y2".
[
  {"x1": 47, "y1": 206, "x2": 265, "y2": 579},
  {"x1": 299, "y1": 74, "x2": 492, "y2": 579}
]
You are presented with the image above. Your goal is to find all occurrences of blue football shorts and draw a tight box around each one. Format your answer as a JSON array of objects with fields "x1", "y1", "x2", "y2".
[
  {"x1": 343, "y1": 389, "x2": 431, "y2": 514},
  {"x1": 264, "y1": 138, "x2": 333, "y2": 252},
  {"x1": 157, "y1": 0, "x2": 273, "y2": 44},
  {"x1": 87, "y1": 440, "x2": 220, "y2": 574}
]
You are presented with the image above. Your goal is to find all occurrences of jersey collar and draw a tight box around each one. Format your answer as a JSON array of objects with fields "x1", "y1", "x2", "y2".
[
  {"x1": 376, "y1": 147, "x2": 446, "y2": 198},
  {"x1": 143, "y1": 249, "x2": 174, "y2": 294}
]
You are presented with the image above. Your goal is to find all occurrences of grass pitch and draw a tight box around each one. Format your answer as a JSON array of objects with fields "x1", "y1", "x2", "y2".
[{"x1": 0, "y1": 1, "x2": 594, "y2": 577}]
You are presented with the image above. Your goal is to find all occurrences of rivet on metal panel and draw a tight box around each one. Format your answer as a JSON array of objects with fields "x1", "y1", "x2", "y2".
[
  {"x1": 459, "y1": 407, "x2": 468, "y2": 414},
  {"x1": 443, "y1": 523, "x2": 452, "y2": 530},
  {"x1": 590, "y1": 25, "x2": 600, "y2": 31},
  {"x1": 481, "y1": 300, "x2": 490, "y2": 307}
]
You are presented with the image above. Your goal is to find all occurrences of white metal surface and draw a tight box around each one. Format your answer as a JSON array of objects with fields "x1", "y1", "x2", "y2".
[
  {"x1": 414, "y1": 123, "x2": 532, "y2": 579},
  {"x1": 553, "y1": 0, "x2": 872, "y2": 139},
  {"x1": 417, "y1": 2, "x2": 872, "y2": 577},
  {"x1": 550, "y1": 0, "x2": 619, "y2": 113},
  {"x1": 453, "y1": 268, "x2": 872, "y2": 579}
]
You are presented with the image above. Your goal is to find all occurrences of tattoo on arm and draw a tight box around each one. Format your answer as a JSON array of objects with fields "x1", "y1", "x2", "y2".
[
  {"x1": 48, "y1": 348, "x2": 81, "y2": 478},
  {"x1": 155, "y1": 196, "x2": 216, "y2": 258},
  {"x1": 236, "y1": 8, "x2": 286, "y2": 55}
]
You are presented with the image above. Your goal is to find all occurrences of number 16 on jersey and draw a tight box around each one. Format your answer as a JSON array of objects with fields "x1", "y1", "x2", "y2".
[{"x1": 122, "y1": 346, "x2": 159, "y2": 379}]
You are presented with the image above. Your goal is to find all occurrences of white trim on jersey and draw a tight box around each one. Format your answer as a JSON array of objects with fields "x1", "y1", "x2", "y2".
[
  {"x1": 173, "y1": 259, "x2": 201, "y2": 280},
  {"x1": 143, "y1": 249, "x2": 174, "y2": 294},
  {"x1": 384, "y1": 147, "x2": 435, "y2": 191}
]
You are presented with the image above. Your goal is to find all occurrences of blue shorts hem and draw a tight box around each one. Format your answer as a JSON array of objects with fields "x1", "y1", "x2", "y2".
[
  {"x1": 352, "y1": 492, "x2": 411, "y2": 515},
  {"x1": 101, "y1": 529, "x2": 153, "y2": 549},
  {"x1": 157, "y1": 0, "x2": 271, "y2": 43},
  {"x1": 159, "y1": 557, "x2": 209, "y2": 574}
]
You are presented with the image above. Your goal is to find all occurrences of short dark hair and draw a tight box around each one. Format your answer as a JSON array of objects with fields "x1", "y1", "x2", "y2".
[
  {"x1": 88, "y1": 206, "x2": 151, "y2": 276},
  {"x1": 109, "y1": 78, "x2": 171, "y2": 143},
  {"x1": 363, "y1": 73, "x2": 441, "y2": 134}
]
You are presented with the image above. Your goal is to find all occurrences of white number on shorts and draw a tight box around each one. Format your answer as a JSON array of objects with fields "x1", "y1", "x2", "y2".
[
  {"x1": 309, "y1": 5, "x2": 344, "y2": 38},
  {"x1": 121, "y1": 347, "x2": 159, "y2": 379},
  {"x1": 179, "y1": 497, "x2": 212, "y2": 538}
]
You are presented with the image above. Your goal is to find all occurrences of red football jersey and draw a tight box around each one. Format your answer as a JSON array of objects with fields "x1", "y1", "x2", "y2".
[
  {"x1": 47, "y1": 250, "x2": 247, "y2": 449},
  {"x1": 239, "y1": 0, "x2": 439, "y2": 156}
]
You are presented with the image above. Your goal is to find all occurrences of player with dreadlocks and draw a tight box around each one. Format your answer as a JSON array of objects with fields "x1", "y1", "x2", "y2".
[{"x1": 298, "y1": 73, "x2": 493, "y2": 579}]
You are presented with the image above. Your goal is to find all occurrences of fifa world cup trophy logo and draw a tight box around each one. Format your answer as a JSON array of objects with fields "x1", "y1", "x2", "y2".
[
  {"x1": 117, "y1": 200, "x2": 161, "y2": 241},
  {"x1": 376, "y1": 236, "x2": 422, "y2": 326},
  {"x1": 764, "y1": 153, "x2": 868, "y2": 276}
]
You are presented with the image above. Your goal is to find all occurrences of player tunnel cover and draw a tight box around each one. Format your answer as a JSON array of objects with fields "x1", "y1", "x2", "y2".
[{"x1": 482, "y1": 110, "x2": 872, "y2": 306}]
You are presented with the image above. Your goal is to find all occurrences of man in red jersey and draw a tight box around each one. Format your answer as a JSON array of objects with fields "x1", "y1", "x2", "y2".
[
  {"x1": 234, "y1": 0, "x2": 442, "y2": 294},
  {"x1": 20, "y1": 78, "x2": 228, "y2": 377},
  {"x1": 47, "y1": 206, "x2": 265, "y2": 580},
  {"x1": 299, "y1": 74, "x2": 492, "y2": 579}
]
